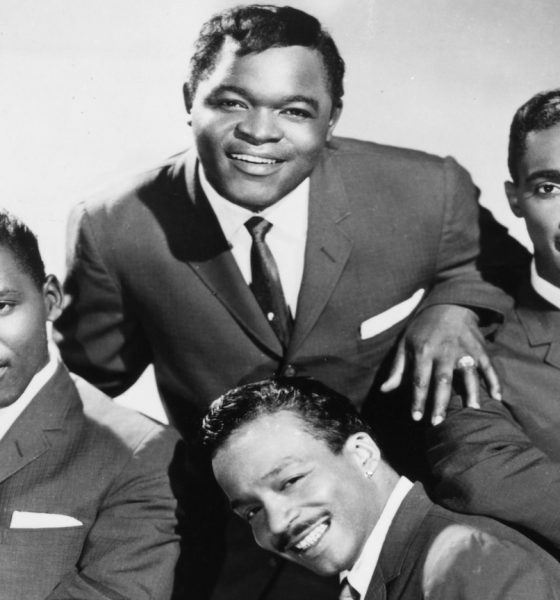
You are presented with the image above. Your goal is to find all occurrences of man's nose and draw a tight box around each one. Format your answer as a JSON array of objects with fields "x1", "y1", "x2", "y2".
[
  {"x1": 235, "y1": 108, "x2": 282, "y2": 145},
  {"x1": 265, "y1": 499, "x2": 299, "y2": 540}
]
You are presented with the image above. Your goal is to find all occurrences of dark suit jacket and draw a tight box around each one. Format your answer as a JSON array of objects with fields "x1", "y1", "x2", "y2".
[
  {"x1": 0, "y1": 363, "x2": 180, "y2": 600},
  {"x1": 54, "y1": 137, "x2": 525, "y2": 600},
  {"x1": 427, "y1": 276, "x2": 560, "y2": 557},
  {"x1": 366, "y1": 483, "x2": 560, "y2": 600}
]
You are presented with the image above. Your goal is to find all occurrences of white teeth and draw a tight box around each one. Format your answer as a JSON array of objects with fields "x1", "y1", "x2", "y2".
[
  {"x1": 230, "y1": 153, "x2": 278, "y2": 164},
  {"x1": 294, "y1": 522, "x2": 328, "y2": 552}
]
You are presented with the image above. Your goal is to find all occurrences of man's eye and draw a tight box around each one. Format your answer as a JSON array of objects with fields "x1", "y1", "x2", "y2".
[
  {"x1": 0, "y1": 302, "x2": 14, "y2": 315},
  {"x1": 244, "y1": 506, "x2": 261, "y2": 522},
  {"x1": 535, "y1": 182, "x2": 560, "y2": 196},
  {"x1": 217, "y1": 99, "x2": 246, "y2": 111},
  {"x1": 282, "y1": 108, "x2": 311, "y2": 119},
  {"x1": 282, "y1": 475, "x2": 303, "y2": 490}
]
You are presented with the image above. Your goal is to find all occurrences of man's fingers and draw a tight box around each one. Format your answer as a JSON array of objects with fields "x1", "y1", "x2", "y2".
[
  {"x1": 411, "y1": 358, "x2": 433, "y2": 422},
  {"x1": 430, "y1": 366, "x2": 454, "y2": 426},
  {"x1": 381, "y1": 339, "x2": 406, "y2": 392},
  {"x1": 478, "y1": 355, "x2": 502, "y2": 401},
  {"x1": 459, "y1": 359, "x2": 481, "y2": 409}
]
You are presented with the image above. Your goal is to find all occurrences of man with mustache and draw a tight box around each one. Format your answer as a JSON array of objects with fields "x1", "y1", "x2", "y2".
[
  {"x1": 55, "y1": 5, "x2": 527, "y2": 598},
  {"x1": 203, "y1": 377, "x2": 560, "y2": 600}
]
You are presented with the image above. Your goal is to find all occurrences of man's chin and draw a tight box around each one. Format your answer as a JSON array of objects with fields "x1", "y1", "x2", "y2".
[{"x1": 221, "y1": 190, "x2": 286, "y2": 211}]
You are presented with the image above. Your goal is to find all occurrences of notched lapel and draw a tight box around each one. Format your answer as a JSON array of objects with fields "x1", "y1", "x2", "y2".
[
  {"x1": 0, "y1": 431, "x2": 50, "y2": 486},
  {"x1": 0, "y1": 365, "x2": 75, "y2": 486},
  {"x1": 545, "y1": 343, "x2": 560, "y2": 370},
  {"x1": 516, "y1": 281, "x2": 560, "y2": 370},
  {"x1": 289, "y1": 152, "x2": 353, "y2": 353}
]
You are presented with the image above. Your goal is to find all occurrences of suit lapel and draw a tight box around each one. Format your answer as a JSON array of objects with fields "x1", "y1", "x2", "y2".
[
  {"x1": 363, "y1": 570, "x2": 387, "y2": 600},
  {"x1": 167, "y1": 150, "x2": 283, "y2": 356},
  {"x1": 365, "y1": 483, "x2": 433, "y2": 600},
  {"x1": 516, "y1": 279, "x2": 560, "y2": 370},
  {"x1": 0, "y1": 364, "x2": 76, "y2": 485},
  {"x1": 289, "y1": 148, "x2": 353, "y2": 354}
]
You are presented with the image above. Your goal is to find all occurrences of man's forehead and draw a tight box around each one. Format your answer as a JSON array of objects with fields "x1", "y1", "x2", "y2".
[
  {"x1": 205, "y1": 38, "x2": 328, "y2": 86},
  {"x1": 518, "y1": 124, "x2": 560, "y2": 180}
]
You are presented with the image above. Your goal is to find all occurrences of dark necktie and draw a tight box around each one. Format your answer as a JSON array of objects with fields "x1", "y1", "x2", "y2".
[
  {"x1": 339, "y1": 579, "x2": 360, "y2": 600},
  {"x1": 245, "y1": 216, "x2": 292, "y2": 348}
]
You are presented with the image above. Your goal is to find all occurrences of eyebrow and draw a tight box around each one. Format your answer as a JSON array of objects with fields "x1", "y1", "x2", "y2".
[
  {"x1": 229, "y1": 458, "x2": 302, "y2": 511},
  {"x1": 525, "y1": 169, "x2": 560, "y2": 184},
  {"x1": 210, "y1": 85, "x2": 320, "y2": 112},
  {"x1": 0, "y1": 288, "x2": 21, "y2": 297}
]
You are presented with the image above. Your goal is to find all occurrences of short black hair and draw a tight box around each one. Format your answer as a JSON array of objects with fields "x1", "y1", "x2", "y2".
[
  {"x1": 202, "y1": 378, "x2": 372, "y2": 458},
  {"x1": 185, "y1": 4, "x2": 345, "y2": 109},
  {"x1": 508, "y1": 89, "x2": 560, "y2": 184},
  {"x1": 0, "y1": 210, "x2": 46, "y2": 288}
]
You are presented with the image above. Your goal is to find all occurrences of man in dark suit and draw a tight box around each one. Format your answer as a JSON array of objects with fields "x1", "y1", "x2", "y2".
[
  {"x1": 0, "y1": 210, "x2": 180, "y2": 599},
  {"x1": 54, "y1": 5, "x2": 527, "y2": 599},
  {"x1": 427, "y1": 89, "x2": 560, "y2": 558},
  {"x1": 203, "y1": 378, "x2": 560, "y2": 600}
]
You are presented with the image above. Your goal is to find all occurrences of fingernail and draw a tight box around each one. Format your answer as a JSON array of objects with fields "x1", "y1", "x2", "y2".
[
  {"x1": 432, "y1": 415, "x2": 444, "y2": 426},
  {"x1": 412, "y1": 411, "x2": 423, "y2": 422},
  {"x1": 472, "y1": 402, "x2": 480, "y2": 409},
  {"x1": 495, "y1": 392, "x2": 502, "y2": 401}
]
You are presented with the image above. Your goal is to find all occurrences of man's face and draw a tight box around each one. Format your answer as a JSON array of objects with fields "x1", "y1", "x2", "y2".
[
  {"x1": 507, "y1": 122, "x2": 560, "y2": 286},
  {"x1": 213, "y1": 411, "x2": 379, "y2": 576},
  {"x1": 0, "y1": 246, "x2": 61, "y2": 408},
  {"x1": 187, "y1": 40, "x2": 341, "y2": 210}
]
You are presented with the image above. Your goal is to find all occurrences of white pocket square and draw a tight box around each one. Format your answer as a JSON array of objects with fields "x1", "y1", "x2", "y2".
[
  {"x1": 360, "y1": 288, "x2": 425, "y2": 340},
  {"x1": 10, "y1": 511, "x2": 82, "y2": 529}
]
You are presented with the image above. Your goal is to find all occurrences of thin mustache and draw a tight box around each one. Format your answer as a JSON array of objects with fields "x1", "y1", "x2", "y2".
[{"x1": 275, "y1": 518, "x2": 319, "y2": 553}]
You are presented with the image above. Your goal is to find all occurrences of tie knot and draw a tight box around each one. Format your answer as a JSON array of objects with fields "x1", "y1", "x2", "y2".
[
  {"x1": 245, "y1": 216, "x2": 272, "y2": 241},
  {"x1": 339, "y1": 579, "x2": 360, "y2": 600}
]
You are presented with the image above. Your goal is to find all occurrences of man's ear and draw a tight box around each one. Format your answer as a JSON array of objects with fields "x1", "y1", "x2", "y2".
[
  {"x1": 505, "y1": 180, "x2": 523, "y2": 217},
  {"x1": 326, "y1": 103, "x2": 343, "y2": 142},
  {"x1": 343, "y1": 432, "x2": 381, "y2": 476},
  {"x1": 43, "y1": 275, "x2": 63, "y2": 322},
  {"x1": 183, "y1": 83, "x2": 193, "y2": 125}
]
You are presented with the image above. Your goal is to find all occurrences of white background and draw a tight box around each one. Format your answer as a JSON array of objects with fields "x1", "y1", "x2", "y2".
[{"x1": 2, "y1": 0, "x2": 559, "y2": 418}]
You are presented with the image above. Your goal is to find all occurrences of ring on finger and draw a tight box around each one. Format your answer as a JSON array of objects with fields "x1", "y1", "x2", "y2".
[{"x1": 456, "y1": 355, "x2": 476, "y2": 370}]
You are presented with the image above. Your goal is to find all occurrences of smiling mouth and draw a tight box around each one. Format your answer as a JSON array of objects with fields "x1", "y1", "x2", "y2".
[
  {"x1": 228, "y1": 153, "x2": 283, "y2": 165},
  {"x1": 290, "y1": 519, "x2": 330, "y2": 554}
]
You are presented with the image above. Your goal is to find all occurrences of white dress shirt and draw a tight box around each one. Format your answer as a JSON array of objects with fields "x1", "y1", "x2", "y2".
[
  {"x1": 531, "y1": 259, "x2": 560, "y2": 309},
  {"x1": 0, "y1": 348, "x2": 59, "y2": 441},
  {"x1": 198, "y1": 164, "x2": 309, "y2": 316},
  {"x1": 340, "y1": 477, "x2": 414, "y2": 600}
]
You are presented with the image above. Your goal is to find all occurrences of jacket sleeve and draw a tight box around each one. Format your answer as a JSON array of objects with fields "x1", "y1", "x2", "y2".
[
  {"x1": 427, "y1": 393, "x2": 560, "y2": 552},
  {"x1": 45, "y1": 426, "x2": 181, "y2": 600},
  {"x1": 419, "y1": 157, "x2": 529, "y2": 317},
  {"x1": 423, "y1": 524, "x2": 560, "y2": 599},
  {"x1": 54, "y1": 202, "x2": 152, "y2": 397}
]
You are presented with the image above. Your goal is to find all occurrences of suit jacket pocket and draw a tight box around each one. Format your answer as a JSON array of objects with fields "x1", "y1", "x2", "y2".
[{"x1": 360, "y1": 288, "x2": 425, "y2": 340}]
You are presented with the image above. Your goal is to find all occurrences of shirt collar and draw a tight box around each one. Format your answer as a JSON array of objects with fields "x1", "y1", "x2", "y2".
[
  {"x1": 531, "y1": 259, "x2": 560, "y2": 309},
  {"x1": 340, "y1": 477, "x2": 414, "y2": 599},
  {"x1": 197, "y1": 163, "x2": 309, "y2": 243},
  {"x1": 0, "y1": 345, "x2": 59, "y2": 438}
]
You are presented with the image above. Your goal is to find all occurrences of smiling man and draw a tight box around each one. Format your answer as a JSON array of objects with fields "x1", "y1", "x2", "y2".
[
  {"x1": 428, "y1": 89, "x2": 560, "y2": 560},
  {"x1": 0, "y1": 210, "x2": 180, "y2": 600},
  {"x1": 203, "y1": 378, "x2": 560, "y2": 600},
  {"x1": 54, "y1": 5, "x2": 527, "y2": 599}
]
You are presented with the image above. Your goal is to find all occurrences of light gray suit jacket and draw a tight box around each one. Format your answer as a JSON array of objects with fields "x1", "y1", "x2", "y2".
[{"x1": 0, "y1": 364, "x2": 180, "y2": 600}]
